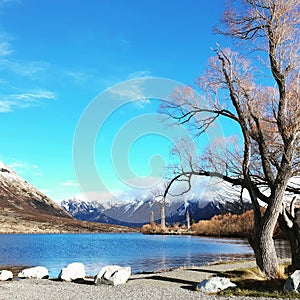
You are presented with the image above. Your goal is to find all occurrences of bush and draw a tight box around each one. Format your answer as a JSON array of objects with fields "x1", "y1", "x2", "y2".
[{"x1": 191, "y1": 210, "x2": 255, "y2": 238}]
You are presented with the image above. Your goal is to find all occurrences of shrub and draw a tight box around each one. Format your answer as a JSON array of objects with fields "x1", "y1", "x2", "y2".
[{"x1": 191, "y1": 210, "x2": 255, "y2": 238}]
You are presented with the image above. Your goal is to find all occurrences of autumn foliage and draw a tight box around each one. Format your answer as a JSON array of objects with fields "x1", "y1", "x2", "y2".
[
  {"x1": 141, "y1": 209, "x2": 281, "y2": 238},
  {"x1": 191, "y1": 210, "x2": 254, "y2": 238}
]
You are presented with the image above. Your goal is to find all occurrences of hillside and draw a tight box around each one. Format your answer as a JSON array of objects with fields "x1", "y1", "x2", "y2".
[
  {"x1": 0, "y1": 162, "x2": 135, "y2": 233},
  {"x1": 0, "y1": 162, "x2": 71, "y2": 219}
]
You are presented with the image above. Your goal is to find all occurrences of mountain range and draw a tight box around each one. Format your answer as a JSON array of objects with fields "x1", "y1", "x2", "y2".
[
  {"x1": 61, "y1": 182, "x2": 252, "y2": 227},
  {"x1": 0, "y1": 159, "x2": 252, "y2": 231}
]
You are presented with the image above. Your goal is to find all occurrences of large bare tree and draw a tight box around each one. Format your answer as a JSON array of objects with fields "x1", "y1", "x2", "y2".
[{"x1": 160, "y1": 0, "x2": 299, "y2": 278}]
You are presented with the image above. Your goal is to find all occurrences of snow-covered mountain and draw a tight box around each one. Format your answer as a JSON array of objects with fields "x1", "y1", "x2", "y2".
[
  {"x1": 61, "y1": 182, "x2": 252, "y2": 227},
  {"x1": 0, "y1": 161, "x2": 136, "y2": 233},
  {"x1": 0, "y1": 161, "x2": 71, "y2": 219}
]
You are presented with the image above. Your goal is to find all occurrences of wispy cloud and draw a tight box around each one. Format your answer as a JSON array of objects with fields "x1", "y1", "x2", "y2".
[
  {"x1": 8, "y1": 160, "x2": 41, "y2": 175},
  {"x1": 0, "y1": 78, "x2": 8, "y2": 84},
  {"x1": 64, "y1": 69, "x2": 104, "y2": 87},
  {"x1": 1, "y1": 59, "x2": 48, "y2": 78},
  {"x1": 0, "y1": 89, "x2": 55, "y2": 112},
  {"x1": 0, "y1": 32, "x2": 13, "y2": 58},
  {"x1": 0, "y1": 40, "x2": 12, "y2": 57},
  {"x1": 0, "y1": 0, "x2": 20, "y2": 6},
  {"x1": 109, "y1": 83, "x2": 145, "y2": 100},
  {"x1": 0, "y1": 25, "x2": 56, "y2": 113},
  {"x1": 65, "y1": 71, "x2": 89, "y2": 83},
  {"x1": 0, "y1": 31, "x2": 47, "y2": 78},
  {"x1": 60, "y1": 180, "x2": 79, "y2": 187},
  {"x1": 109, "y1": 74, "x2": 152, "y2": 108},
  {"x1": 127, "y1": 70, "x2": 151, "y2": 80}
]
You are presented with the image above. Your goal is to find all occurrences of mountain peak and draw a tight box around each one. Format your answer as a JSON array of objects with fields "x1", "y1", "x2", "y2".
[{"x1": 0, "y1": 161, "x2": 71, "y2": 219}]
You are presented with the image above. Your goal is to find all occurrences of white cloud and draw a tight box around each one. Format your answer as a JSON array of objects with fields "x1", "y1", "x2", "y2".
[
  {"x1": 134, "y1": 98, "x2": 151, "y2": 108},
  {"x1": 0, "y1": 78, "x2": 8, "y2": 84},
  {"x1": 109, "y1": 82, "x2": 145, "y2": 100},
  {"x1": 1, "y1": 59, "x2": 48, "y2": 77},
  {"x1": 0, "y1": 101, "x2": 12, "y2": 112},
  {"x1": 64, "y1": 69, "x2": 105, "y2": 88},
  {"x1": 65, "y1": 70, "x2": 90, "y2": 83},
  {"x1": 33, "y1": 172, "x2": 43, "y2": 176},
  {"x1": 60, "y1": 180, "x2": 79, "y2": 187},
  {"x1": 8, "y1": 161, "x2": 38, "y2": 169},
  {"x1": 0, "y1": 40, "x2": 12, "y2": 57},
  {"x1": 0, "y1": 89, "x2": 55, "y2": 113},
  {"x1": 14, "y1": 90, "x2": 55, "y2": 100},
  {"x1": 108, "y1": 76, "x2": 152, "y2": 108},
  {"x1": 0, "y1": 0, "x2": 20, "y2": 5},
  {"x1": 7, "y1": 160, "x2": 42, "y2": 176},
  {"x1": 127, "y1": 70, "x2": 151, "y2": 80},
  {"x1": 108, "y1": 70, "x2": 152, "y2": 100},
  {"x1": 0, "y1": 31, "x2": 13, "y2": 58},
  {"x1": 0, "y1": 31, "x2": 55, "y2": 113}
]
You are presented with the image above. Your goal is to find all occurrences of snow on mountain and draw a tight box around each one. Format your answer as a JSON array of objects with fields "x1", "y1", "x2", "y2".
[
  {"x1": 61, "y1": 180, "x2": 252, "y2": 227},
  {"x1": 0, "y1": 161, "x2": 72, "y2": 219}
]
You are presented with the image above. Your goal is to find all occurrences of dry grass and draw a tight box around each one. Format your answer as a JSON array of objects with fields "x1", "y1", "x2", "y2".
[
  {"x1": 0, "y1": 212, "x2": 137, "y2": 234},
  {"x1": 141, "y1": 210, "x2": 256, "y2": 237},
  {"x1": 191, "y1": 210, "x2": 254, "y2": 238},
  {"x1": 238, "y1": 267, "x2": 267, "y2": 281},
  {"x1": 141, "y1": 208, "x2": 284, "y2": 239},
  {"x1": 276, "y1": 264, "x2": 287, "y2": 280},
  {"x1": 217, "y1": 264, "x2": 299, "y2": 298},
  {"x1": 140, "y1": 223, "x2": 189, "y2": 235}
]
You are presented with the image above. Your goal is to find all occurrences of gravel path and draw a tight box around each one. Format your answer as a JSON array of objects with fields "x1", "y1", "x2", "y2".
[{"x1": 0, "y1": 260, "x2": 295, "y2": 300}]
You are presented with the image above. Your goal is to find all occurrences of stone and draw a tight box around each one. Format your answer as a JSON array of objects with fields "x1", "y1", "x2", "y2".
[
  {"x1": 196, "y1": 276, "x2": 236, "y2": 293},
  {"x1": 283, "y1": 270, "x2": 300, "y2": 292},
  {"x1": 18, "y1": 266, "x2": 49, "y2": 279},
  {"x1": 59, "y1": 262, "x2": 86, "y2": 282},
  {"x1": 0, "y1": 270, "x2": 13, "y2": 281},
  {"x1": 94, "y1": 265, "x2": 131, "y2": 286}
]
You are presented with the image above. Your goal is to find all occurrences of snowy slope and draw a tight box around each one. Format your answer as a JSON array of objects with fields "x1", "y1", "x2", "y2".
[
  {"x1": 61, "y1": 181, "x2": 252, "y2": 227},
  {"x1": 0, "y1": 161, "x2": 72, "y2": 219}
]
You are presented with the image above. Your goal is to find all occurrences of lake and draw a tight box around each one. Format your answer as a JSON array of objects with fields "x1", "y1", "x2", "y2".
[{"x1": 0, "y1": 233, "x2": 289, "y2": 278}]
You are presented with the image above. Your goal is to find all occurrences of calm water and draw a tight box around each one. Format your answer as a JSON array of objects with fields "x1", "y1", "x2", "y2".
[{"x1": 0, "y1": 233, "x2": 288, "y2": 278}]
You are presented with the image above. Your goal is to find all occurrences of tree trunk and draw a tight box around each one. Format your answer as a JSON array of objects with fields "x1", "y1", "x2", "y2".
[
  {"x1": 279, "y1": 208, "x2": 300, "y2": 270},
  {"x1": 248, "y1": 195, "x2": 283, "y2": 278},
  {"x1": 161, "y1": 205, "x2": 166, "y2": 230},
  {"x1": 249, "y1": 225, "x2": 279, "y2": 278}
]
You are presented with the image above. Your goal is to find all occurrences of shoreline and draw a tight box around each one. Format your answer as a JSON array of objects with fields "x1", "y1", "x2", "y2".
[
  {"x1": 0, "y1": 255, "x2": 256, "y2": 279},
  {"x1": 0, "y1": 259, "x2": 292, "y2": 300}
]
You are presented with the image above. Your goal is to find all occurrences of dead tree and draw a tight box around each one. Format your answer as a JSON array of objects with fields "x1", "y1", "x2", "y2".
[{"x1": 160, "y1": 0, "x2": 300, "y2": 278}]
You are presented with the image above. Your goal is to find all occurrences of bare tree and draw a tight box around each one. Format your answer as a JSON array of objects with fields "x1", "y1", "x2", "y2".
[
  {"x1": 160, "y1": 0, "x2": 300, "y2": 278},
  {"x1": 279, "y1": 195, "x2": 300, "y2": 270},
  {"x1": 151, "y1": 181, "x2": 170, "y2": 230}
]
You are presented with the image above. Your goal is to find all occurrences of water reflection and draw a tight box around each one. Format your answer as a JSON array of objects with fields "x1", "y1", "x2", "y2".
[
  {"x1": 0, "y1": 233, "x2": 291, "y2": 277},
  {"x1": 275, "y1": 239, "x2": 291, "y2": 259}
]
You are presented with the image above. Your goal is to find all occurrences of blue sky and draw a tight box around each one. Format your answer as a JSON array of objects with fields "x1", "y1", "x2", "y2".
[{"x1": 0, "y1": 0, "x2": 229, "y2": 201}]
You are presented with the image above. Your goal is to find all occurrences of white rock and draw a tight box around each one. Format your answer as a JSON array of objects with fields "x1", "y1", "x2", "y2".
[
  {"x1": 196, "y1": 276, "x2": 236, "y2": 293},
  {"x1": 95, "y1": 265, "x2": 131, "y2": 286},
  {"x1": 59, "y1": 262, "x2": 86, "y2": 282},
  {"x1": 284, "y1": 270, "x2": 300, "y2": 292},
  {"x1": 18, "y1": 266, "x2": 49, "y2": 279},
  {"x1": 0, "y1": 270, "x2": 13, "y2": 281}
]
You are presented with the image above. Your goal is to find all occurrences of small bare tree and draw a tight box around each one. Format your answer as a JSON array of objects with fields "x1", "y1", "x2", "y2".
[
  {"x1": 186, "y1": 210, "x2": 191, "y2": 231},
  {"x1": 160, "y1": 0, "x2": 300, "y2": 278},
  {"x1": 151, "y1": 181, "x2": 170, "y2": 231}
]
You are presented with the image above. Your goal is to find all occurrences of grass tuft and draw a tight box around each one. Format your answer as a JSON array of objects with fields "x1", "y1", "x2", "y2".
[{"x1": 217, "y1": 264, "x2": 299, "y2": 298}]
